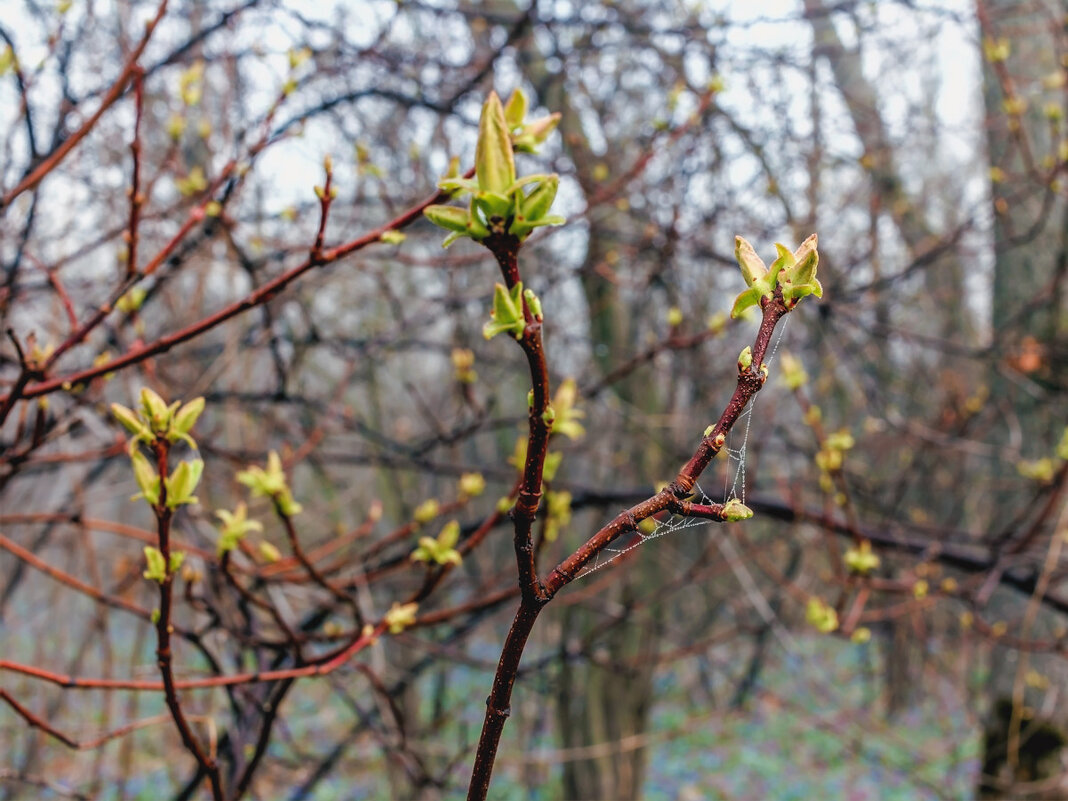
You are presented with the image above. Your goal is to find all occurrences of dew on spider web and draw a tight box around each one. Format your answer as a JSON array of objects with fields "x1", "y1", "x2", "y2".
[
  {"x1": 576, "y1": 472, "x2": 735, "y2": 580},
  {"x1": 575, "y1": 318, "x2": 789, "y2": 581}
]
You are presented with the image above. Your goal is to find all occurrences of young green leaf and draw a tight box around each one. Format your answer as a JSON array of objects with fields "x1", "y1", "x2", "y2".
[
  {"x1": 165, "y1": 459, "x2": 204, "y2": 508},
  {"x1": 170, "y1": 396, "x2": 204, "y2": 443},
  {"x1": 216, "y1": 502, "x2": 263, "y2": 556},
  {"x1": 509, "y1": 175, "x2": 563, "y2": 239},
  {"x1": 504, "y1": 88, "x2": 527, "y2": 130},
  {"x1": 169, "y1": 551, "x2": 186, "y2": 574},
  {"x1": 459, "y1": 472, "x2": 486, "y2": 498},
  {"x1": 523, "y1": 288, "x2": 543, "y2": 321},
  {"x1": 130, "y1": 449, "x2": 160, "y2": 507},
  {"x1": 780, "y1": 233, "x2": 822, "y2": 309},
  {"x1": 385, "y1": 601, "x2": 419, "y2": 634},
  {"x1": 111, "y1": 403, "x2": 150, "y2": 439},
  {"x1": 143, "y1": 546, "x2": 167, "y2": 583},
  {"x1": 424, "y1": 204, "x2": 471, "y2": 233},
  {"x1": 475, "y1": 92, "x2": 516, "y2": 196},
  {"x1": 551, "y1": 378, "x2": 585, "y2": 440},
  {"x1": 734, "y1": 236, "x2": 767, "y2": 287},
  {"x1": 513, "y1": 113, "x2": 561, "y2": 154},
  {"x1": 139, "y1": 387, "x2": 172, "y2": 432},
  {"x1": 844, "y1": 540, "x2": 880, "y2": 574},
  {"x1": 722, "y1": 498, "x2": 753, "y2": 522},
  {"x1": 483, "y1": 282, "x2": 526, "y2": 340},
  {"x1": 730, "y1": 286, "x2": 763, "y2": 319}
]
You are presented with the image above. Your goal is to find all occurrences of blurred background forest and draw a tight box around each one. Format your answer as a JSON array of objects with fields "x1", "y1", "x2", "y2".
[{"x1": 1, "y1": 0, "x2": 1067, "y2": 799}]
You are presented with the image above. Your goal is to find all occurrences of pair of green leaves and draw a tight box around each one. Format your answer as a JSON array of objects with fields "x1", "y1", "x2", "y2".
[
  {"x1": 385, "y1": 601, "x2": 419, "y2": 634},
  {"x1": 112, "y1": 389, "x2": 204, "y2": 449},
  {"x1": 483, "y1": 281, "x2": 543, "y2": 340},
  {"x1": 236, "y1": 451, "x2": 303, "y2": 517},
  {"x1": 144, "y1": 546, "x2": 185, "y2": 584},
  {"x1": 544, "y1": 490, "x2": 572, "y2": 543},
  {"x1": 815, "y1": 429, "x2": 855, "y2": 474},
  {"x1": 844, "y1": 540, "x2": 880, "y2": 574},
  {"x1": 114, "y1": 390, "x2": 205, "y2": 510},
  {"x1": 806, "y1": 597, "x2": 839, "y2": 633},
  {"x1": 501, "y1": 88, "x2": 562, "y2": 154},
  {"x1": 731, "y1": 233, "x2": 822, "y2": 318},
  {"x1": 509, "y1": 435, "x2": 563, "y2": 481},
  {"x1": 128, "y1": 450, "x2": 203, "y2": 508},
  {"x1": 425, "y1": 90, "x2": 564, "y2": 247},
  {"x1": 165, "y1": 458, "x2": 203, "y2": 508},
  {"x1": 548, "y1": 378, "x2": 585, "y2": 440},
  {"x1": 411, "y1": 520, "x2": 463, "y2": 567},
  {"x1": 215, "y1": 502, "x2": 263, "y2": 556}
]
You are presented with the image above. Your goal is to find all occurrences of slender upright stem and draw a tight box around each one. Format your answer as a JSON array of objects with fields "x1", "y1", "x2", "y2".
[
  {"x1": 466, "y1": 294, "x2": 790, "y2": 801},
  {"x1": 484, "y1": 233, "x2": 552, "y2": 603},
  {"x1": 151, "y1": 440, "x2": 225, "y2": 800}
]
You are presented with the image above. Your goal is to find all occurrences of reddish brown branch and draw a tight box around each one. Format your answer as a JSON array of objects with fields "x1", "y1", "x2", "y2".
[
  {"x1": 125, "y1": 68, "x2": 146, "y2": 277},
  {"x1": 0, "y1": 691, "x2": 193, "y2": 752},
  {"x1": 3, "y1": 179, "x2": 465, "y2": 405},
  {"x1": 0, "y1": 0, "x2": 168, "y2": 209},
  {"x1": 148, "y1": 440, "x2": 224, "y2": 800},
  {"x1": 276, "y1": 506, "x2": 357, "y2": 613},
  {"x1": 0, "y1": 622, "x2": 388, "y2": 692},
  {"x1": 467, "y1": 293, "x2": 790, "y2": 801},
  {"x1": 0, "y1": 532, "x2": 154, "y2": 622},
  {"x1": 0, "y1": 329, "x2": 41, "y2": 427},
  {"x1": 483, "y1": 233, "x2": 552, "y2": 603}
]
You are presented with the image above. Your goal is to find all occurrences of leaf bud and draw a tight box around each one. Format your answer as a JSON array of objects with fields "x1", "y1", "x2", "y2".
[
  {"x1": 722, "y1": 498, "x2": 753, "y2": 522},
  {"x1": 170, "y1": 397, "x2": 205, "y2": 439},
  {"x1": 737, "y1": 346, "x2": 753, "y2": 373},
  {"x1": 504, "y1": 87, "x2": 528, "y2": 130},
  {"x1": 475, "y1": 92, "x2": 516, "y2": 196},
  {"x1": 143, "y1": 546, "x2": 167, "y2": 583},
  {"x1": 805, "y1": 597, "x2": 838, "y2": 633},
  {"x1": 458, "y1": 473, "x2": 486, "y2": 498},
  {"x1": 734, "y1": 236, "x2": 767, "y2": 288}
]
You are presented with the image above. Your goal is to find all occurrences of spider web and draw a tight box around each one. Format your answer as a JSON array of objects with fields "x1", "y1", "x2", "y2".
[{"x1": 574, "y1": 318, "x2": 789, "y2": 581}]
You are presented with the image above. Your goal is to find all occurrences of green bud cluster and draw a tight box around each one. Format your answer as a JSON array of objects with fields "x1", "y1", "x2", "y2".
[
  {"x1": 722, "y1": 497, "x2": 754, "y2": 522},
  {"x1": 236, "y1": 451, "x2": 303, "y2": 517},
  {"x1": 815, "y1": 429, "x2": 855, "y2": 475},
  {"x1": 413, "y1": 498, "x2": 440, "y2": 525},
  {"x1": 411, "y1": 520, "x2": 463, "y2": 567},
  {"x1": 111, "y1": 389, "x2": 205, "y2": 509},
  {"x1": 424, "y1": 89, "x2": 563, "y2": 248},
  {"x1": 458, "y1": 472, "x2": 486, "y2": 499},
  {"x1": 549, "y1": 378, "x2": 585, "y2": 440},
  {"x1": 779, "y1": 352, "x2": 808, "y2": 390},
  {"x1": 215, "y1": 502, "x2": 263, "y2": 556},
  {"x1": 843, "y1": 540, "x2": 880, "y2": 575},
  {"x1": 544, "y1": 490, "x2": 572, "y2": 542},
  {"x1": 483, "y1": 282, "x2": 528, "y2": 340},
  {"x1": 731, "y1": 233, "x2": 822, "y2": 318},
  {"x1": 385, "y1": 601, "x2": 419, "y2": 634},
  {"x1": 143, "y1": 546, "x2": 185, "y2": 584},
  {"x1": 806, "y1": 597, "x2": 839, "y2": 633}
]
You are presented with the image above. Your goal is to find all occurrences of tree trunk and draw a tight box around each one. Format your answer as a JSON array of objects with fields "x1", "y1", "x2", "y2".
[{"x1": 980, "y1": 1, "x2": 1068, "y2": 797}]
